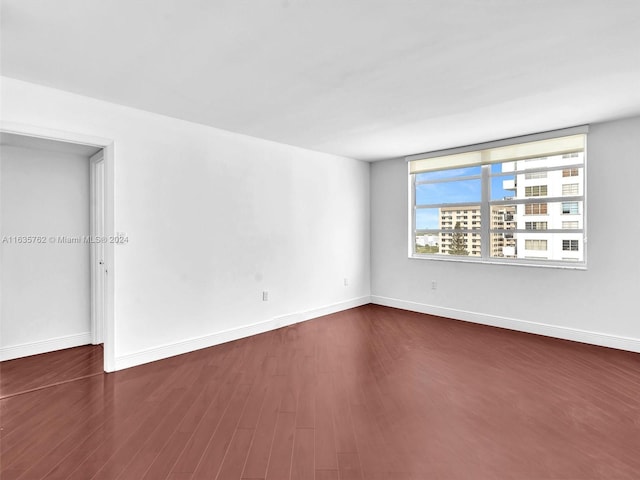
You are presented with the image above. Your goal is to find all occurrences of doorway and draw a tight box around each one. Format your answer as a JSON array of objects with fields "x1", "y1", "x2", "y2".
[{"x1": 0, "y1": 125, "x2": 114, "y2": 373}]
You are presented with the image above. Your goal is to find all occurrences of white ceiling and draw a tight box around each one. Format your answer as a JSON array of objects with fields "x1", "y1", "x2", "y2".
[{"x1": 2, "y1": 0, "x2": 639, "y2": 161}]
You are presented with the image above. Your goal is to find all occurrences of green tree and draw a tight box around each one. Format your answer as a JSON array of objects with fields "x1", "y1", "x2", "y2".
[{"x1": 449, "y1": 222, "x2": 469, "y2": 255}]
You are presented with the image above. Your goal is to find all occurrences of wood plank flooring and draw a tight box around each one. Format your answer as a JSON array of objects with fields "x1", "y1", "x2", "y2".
[
  {"x1": 1, "y1": 304, "x2": 640, "y2": 479},
  {"x1": 0, "y1": 344, "x2": 103, "y2": 399}
]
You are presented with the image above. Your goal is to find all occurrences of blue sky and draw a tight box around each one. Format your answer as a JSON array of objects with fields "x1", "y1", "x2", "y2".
[{"x1": 416, "y1": 165, "x2": 513, "y2": 230}]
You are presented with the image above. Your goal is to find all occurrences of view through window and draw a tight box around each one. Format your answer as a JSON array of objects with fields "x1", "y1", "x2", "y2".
[{"x1": 410, "y1": 131, "x2": 586, "y2": 266}]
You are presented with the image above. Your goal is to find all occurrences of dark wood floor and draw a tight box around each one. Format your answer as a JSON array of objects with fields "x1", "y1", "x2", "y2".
[
  {"x1": 2, "y1": 305, "x2": 640, "y2": 479},
  {"x1": 0, "y1": 344, "x2": 104, "y2": 399}
]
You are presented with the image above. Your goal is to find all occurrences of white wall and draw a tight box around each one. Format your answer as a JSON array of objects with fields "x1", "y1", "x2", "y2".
[
  {"x1": 1, "y1": 145, "x2": 91, "y2": 359},
  {"x1": 371, "y1": 115, "x2": 640, "y2": 352},
  {"x1": 0, "y1": 77, "x2": 371, "y2": 369}
]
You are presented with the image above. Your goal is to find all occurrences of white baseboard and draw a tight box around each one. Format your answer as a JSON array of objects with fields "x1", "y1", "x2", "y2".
[
  {"x1": 0, "y1": 332, "x2": 92, "y2": 361},
  {"x1": 371, "y1": 295, "x2": 640, "y2": 354},
  {"x1": 114, "y1": 296, "x2": 371, "y2": 371}
]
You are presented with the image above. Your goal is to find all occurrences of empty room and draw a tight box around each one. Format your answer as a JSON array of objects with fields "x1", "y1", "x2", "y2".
[{"x1": 1, "y1": 1, "x2": 640, "y2": 479}]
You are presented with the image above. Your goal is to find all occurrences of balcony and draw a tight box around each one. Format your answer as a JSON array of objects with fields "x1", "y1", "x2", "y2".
[{"x1": 503, "y1": 179, "x2": 516, "y2": 190}]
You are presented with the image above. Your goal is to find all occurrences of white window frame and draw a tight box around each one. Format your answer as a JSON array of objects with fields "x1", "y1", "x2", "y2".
[{"x1": 408, "y1": 126, "x2": 588, "y2": 269}]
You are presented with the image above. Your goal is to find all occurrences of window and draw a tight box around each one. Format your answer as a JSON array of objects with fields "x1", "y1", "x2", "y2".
[
  {"x1": 525, "y1": 171, "x2": 547, "y2": 179},
  {"x1": 562, "y1": 221, "x2": 579, "y2": 229},
  {"x1": 525, "y1": 239, "x2": 548, "y2": 250},
  {"x1": 562, "y1": 183, "x2": 579, "y2": 195},
  {"x1": 525, "y1": 185, "x2": 548, "y2": 197},
  {"x1": 410, "y1": 127, "x2": 587, "y2": 266},
  {"x1": 525, "y1": 222, "x2": 547, "y2": 230},
  {"x1": 562, "y1": 202, "x2": 579, "y2": 214},
  {"x1": 525, "y1": 203, "x2": 547, "y2": 215},
  {"x1": 562, "y1": 240, "x2": 579, "y2": 251}
]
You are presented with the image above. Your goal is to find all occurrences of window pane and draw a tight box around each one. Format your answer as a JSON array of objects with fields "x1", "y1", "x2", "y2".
[
  {"x1": 414, "y1": 234, "x2": 440, "y2": 254},
  {"x1": 491, "y1": 160, "x2": 584, "y2": 200},
  {"x1": 415, "y1": 208, "x2": 440, "y2": 230},
  {"x1": 415, "y1": 166, "x2": 481, "y2": 182},
  {"x1": 494, "y1": 201, "x2": 584, "y2": 227},
  {"x1": 440, "y1": 229, "x2": 481, "y2": 257},
  {"x1": 415, "y1": 179, "x2": 481, "y2": 205},
  {"x1": 507, "y1": 153, "x2": 585, "y2": 172},
  {"x1": 490, "y1": 174, "x2": 516, "y2": 201},
  {"x1": 440, "y1": 206, "x2": 482, "y2": 230},
  {"x1": 490, "y1": 204, "x2": 516, "y2": 228},
  {"x1": 417, "y1": 205, "x2": 483, "y2": 230},
  {"x1": 489, "y1": 232, "x2": 584, "y2": 262},
  {"x1": 415, "y1": 230, "x2": 482, "y2": 257}
]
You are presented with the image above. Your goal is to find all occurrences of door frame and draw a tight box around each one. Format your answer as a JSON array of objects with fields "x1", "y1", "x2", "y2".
[
  {"x1": 1, "y1": 121, "x2": 116, "y2": 372},
  {"x1": 90, "y1": 150, "x2": 105, "y2": 345}
]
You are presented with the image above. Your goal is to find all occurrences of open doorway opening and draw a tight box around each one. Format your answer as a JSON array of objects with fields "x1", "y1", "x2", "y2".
[
  {"x1": 0, "y1": 127, "x2": 114, "y2": 378},
  {"x1": 90, "y1": 150, "x2": 105, "y2": 345}
]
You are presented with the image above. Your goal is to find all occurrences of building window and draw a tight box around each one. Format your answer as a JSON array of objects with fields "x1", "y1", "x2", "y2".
[
  {"x1": 525, "y1": 185, "x2": 548, "y2": 197},
  {"x1": 525, "y1": 203, "x2": 548, "y2": 215},
  {"x1": 562, "y1": 221, "x2": 579, "y2": 229},
  {"x1": 525, "y1": 171, "x2": 547, "y2": 179},
  {"x1": 562, "y1": 183, "x2": 579, "y2": 195},
  {"x1": 525, "y1": 239, "x2": 548, "y2": 250},
  {"x1": 562, "y1": 202, "x2": 579, "y2": 214},
  {"x1": 409, "y1": 128, "x2": 587, "y2": 266},
  {"x1": 525, "y1": 222, "x2": 548, "y2": 230},
  {"x1": 562, "y1": 240, "x2": 579, "y2": 251}
]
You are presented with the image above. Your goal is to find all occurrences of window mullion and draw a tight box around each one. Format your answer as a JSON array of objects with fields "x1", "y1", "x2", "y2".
[
  {"x1": 410, "y1": 172, "x2": 416, "y2": 256},
  {"x1": 480, "y1": 162, "x2": 490, "y2": 259}
]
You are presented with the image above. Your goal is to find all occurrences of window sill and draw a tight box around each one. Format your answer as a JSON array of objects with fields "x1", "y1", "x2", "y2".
[{"x1": 409, "y1": 254, "x2": 587, "y2": 270}]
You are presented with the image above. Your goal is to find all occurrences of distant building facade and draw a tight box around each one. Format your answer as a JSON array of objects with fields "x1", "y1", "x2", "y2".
[
  {"x1": 502, "y1": 153, "x2": 584, "y2": 262},
  {"x1": 438, "y1": 205, "x2": 481, "y2": 256}
]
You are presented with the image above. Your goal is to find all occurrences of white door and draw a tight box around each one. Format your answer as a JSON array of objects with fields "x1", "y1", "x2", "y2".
[{"x1": 90, "y1": 150, "x2": 105, "y2": 344}]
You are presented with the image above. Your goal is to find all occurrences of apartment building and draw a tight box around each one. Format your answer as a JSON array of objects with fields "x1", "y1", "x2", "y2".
[
  {"x1": 438, "y1": 205, "x2": 481, "y2": 256},
  {"x1": 430, "y1": 204, "x2": 517, "y2": 257},
  {"x1": 502, "y1": 153, "x2": 585, "y2": 262}
]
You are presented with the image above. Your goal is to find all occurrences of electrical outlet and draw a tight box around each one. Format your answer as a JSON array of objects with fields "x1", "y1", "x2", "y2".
[
  {"x1": 431, "y1": 280, "x2": 437, "y2": 290},
  {"x1": 344, "y1": 277, "x2": 349, "y2": 286},
  {"x1": 262, "y1": 290, "x2": 269, "y2": 301}
]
